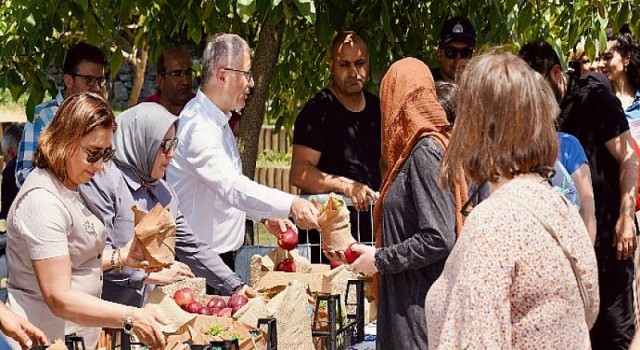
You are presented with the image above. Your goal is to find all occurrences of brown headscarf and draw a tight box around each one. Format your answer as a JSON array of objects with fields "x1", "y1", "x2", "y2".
[{"x1": 372, "y1": 57, "x2": 468, "y2": 297}]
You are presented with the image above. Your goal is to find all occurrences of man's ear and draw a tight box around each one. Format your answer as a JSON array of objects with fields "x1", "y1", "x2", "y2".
[
  {"x1": 62, "y1": 73, "x2": 74, "y2": 90},
  {"x1": 550, "y1": 64, "x2": 564, "y2": 82}
]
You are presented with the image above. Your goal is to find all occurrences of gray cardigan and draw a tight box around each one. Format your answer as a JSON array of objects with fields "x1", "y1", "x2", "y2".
[{"x1": 80, "y1": 163, "x2": 243, "y2": 307}]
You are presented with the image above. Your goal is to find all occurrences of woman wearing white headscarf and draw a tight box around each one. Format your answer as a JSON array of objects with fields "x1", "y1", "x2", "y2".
[{"x1": 80, "y1": 102, "x2": 251, "y2": 308}]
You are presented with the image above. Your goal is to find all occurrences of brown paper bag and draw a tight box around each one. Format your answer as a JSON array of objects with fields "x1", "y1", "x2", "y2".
[
  {"x1": 314, "y1": 194, "x2": 356, "y2": 253},
  {"x1": 133, "y1": 203, "x2": 176, "y2": 267}
]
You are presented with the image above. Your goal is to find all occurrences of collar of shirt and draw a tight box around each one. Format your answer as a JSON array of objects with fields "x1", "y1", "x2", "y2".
[
  {"x1": 55, "y1": 91, "x2": 64, "y2": 106},
  {"x1": 194, "y1": 90, "x2": 231, "y2": 128}
]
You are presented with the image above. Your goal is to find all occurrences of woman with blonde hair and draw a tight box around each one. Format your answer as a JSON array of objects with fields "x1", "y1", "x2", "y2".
[
  {"x1": 426, "y1": 53, "x2": 599, "y2": 348},
  {"x1": 4, "y1": 93, "x2": 168, "y2": 349}
]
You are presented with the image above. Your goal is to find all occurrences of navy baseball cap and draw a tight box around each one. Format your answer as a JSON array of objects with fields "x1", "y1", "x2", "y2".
[{"x1": 439, "y1": 16, "x2": 477, "y2": 48}]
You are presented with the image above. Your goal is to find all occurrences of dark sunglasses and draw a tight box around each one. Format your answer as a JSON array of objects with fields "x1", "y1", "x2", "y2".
[
  {"x1": 80, "y1": 145, "x2": 115, "y2": 163},
  {"x1": 161, "y1": 69, "x2": 194, "y2": 78},
  {"x1": 71, "y1": 73, "x2": 106, "y2": 87},
  {"x1": 444, "y1": 46, "x2": 474, "y2": 59},
  {"x1": 160, "y1": 138, "x2": 179, "y2": 154}
]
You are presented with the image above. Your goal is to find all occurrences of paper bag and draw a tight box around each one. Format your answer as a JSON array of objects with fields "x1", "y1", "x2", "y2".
[{"x1": 133, "y1": 203, "x2": 176, "y2": 267}]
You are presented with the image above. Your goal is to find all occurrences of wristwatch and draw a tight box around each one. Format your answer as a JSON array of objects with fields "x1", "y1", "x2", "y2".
[{"x1": 123, "y1": 308, "x2": 135, "y2": 335}]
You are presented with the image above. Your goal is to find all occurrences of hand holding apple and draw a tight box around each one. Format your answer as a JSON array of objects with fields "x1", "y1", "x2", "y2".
[{"x1": 348, "y1": 244, "x2": 378, "y2": 277}]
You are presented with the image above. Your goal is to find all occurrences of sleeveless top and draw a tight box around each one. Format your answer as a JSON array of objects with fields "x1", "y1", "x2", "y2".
[{"x1": 5, "y1": 168, "x2": 105, "y2": 349}]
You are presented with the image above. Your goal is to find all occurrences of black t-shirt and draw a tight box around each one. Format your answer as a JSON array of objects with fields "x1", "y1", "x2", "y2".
[
  {"x1": 430, "y1": 67, "x2": 445, "y2": 82},
  {"x1": 293, "y1": 88, "x2": 382, "y2": 191},
  {"x1": 558, "y1": 72, "x2": 629, "y2": 245}
]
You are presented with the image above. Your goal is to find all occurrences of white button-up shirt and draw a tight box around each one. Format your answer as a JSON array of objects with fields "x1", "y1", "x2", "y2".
[{"x1": 167, "y1": 90, "x2": 294, "y2": 253}]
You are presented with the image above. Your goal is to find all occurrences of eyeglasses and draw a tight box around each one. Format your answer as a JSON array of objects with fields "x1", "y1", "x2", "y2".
[
  {"x1": 443, "y1": 46, "x2": 474, "y2": 59},
  {"x1": 223, "y1": 67, "x2": 253, "y2": 82},
  {"x1": 159, "y1": 138, "x2": 179, "y2": 154},
  {"x1": 79, "y1": 145, "x2": 116, "y2": 164},
  {"x1": 71, "y1": 73, "x2": 106, "y2": 87},
  {"x1": 160, "y1": 69, "x2": 194, "y2": 78}
]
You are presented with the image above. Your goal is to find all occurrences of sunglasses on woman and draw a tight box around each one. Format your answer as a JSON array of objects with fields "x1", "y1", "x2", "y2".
[
  {"x1": 80, "y1": 145, "x2": 116, "y2": 163},
  {"x1": 443, "y1": 46, "x2": 474, "y2": 59},
  {"x1": 160, "y1": 138, "x2": 179, "y2": 154}
]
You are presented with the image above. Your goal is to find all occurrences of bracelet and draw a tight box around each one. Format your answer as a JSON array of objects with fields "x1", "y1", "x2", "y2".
[
  {"x1": 123, "y1": 307, "x2": 135, "y2": 335},
  {"x1": 115, "y1": 248, "x2": 123, "y2": 274},
  {"x1": 110, "y1": 249, "x2": 118, "y2": 272}
]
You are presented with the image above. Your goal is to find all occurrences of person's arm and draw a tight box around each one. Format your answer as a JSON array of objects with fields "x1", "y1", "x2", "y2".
[
  {"x1": 351, "y1": 141, "x2": 455, "y2": 275},
  {"x1": 173, "y1": 209, "x2": 244, "y2": 295},
  {"x1": 571, "y1": 163, "x2": 597, "y2": 244},
  {"x1": 185, "y1": 126, "x2": 318, "y2": 228},
  {"x1": 0, "y1": 302, "x2": 47, "y2": 348},
  {"x1": 605, "y1": 130, "x2": 639, "y2": 259},
  {"x1": 290, "y1": 145, "x2": 377, "y2": 211}
]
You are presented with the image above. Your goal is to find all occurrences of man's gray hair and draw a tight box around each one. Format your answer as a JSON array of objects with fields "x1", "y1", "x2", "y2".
[
  {"x1": 201, "y1": 33, "x2": 249, "y2": 85},
  {"x1": 2, "y1": 123, "x2": 24, "y2": 155}
]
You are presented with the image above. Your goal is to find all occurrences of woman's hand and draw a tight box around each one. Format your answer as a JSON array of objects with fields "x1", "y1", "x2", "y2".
[
  {"x1": 119, "y1": 237, "x2": 149, "y2": 270},
  {"x1": 0, "y1": 303, "x2": 48, "y2": 349},
  {"x1": 144, "y1": 262, "x2": 194, "y2": 285},
  {"x1": 234, "y1": 284, "x2": 258, "y2": 298},
  {"x1": 349, "y1": 245, "x2": 378, "y2": 277},
  {"x1": 263, "y1": 218, "x2": 297, "y2": 237},
  {"x1": 131, "y1": 308, "x2": 169, "y2": 349}
]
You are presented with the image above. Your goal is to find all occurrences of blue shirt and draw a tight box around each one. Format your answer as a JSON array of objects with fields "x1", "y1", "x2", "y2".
[
  {"x1": 557, "y1": 132, "x2": 588, "y2": 174},
  {"x1": 625, "y1": 89, "x2": 640, "y2": 120},
  {"x1": 15, "y1": 92, "x2": 64, "y2": 187}
]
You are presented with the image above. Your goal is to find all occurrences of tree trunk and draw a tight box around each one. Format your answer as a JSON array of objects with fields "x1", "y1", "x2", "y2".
[
  {"x1": 237, "y1": 14, "x2": 285, "y2": 244},
  {"x1": 127, "y1": 42, "x2": 148, "y2": 108}
]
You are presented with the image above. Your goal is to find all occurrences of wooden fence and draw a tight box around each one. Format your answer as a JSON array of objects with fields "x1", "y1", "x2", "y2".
[{"x1": 253, "y1": 125, "x2": 299, "y2": 195}]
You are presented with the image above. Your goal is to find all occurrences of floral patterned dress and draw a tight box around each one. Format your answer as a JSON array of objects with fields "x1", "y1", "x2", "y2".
[{"x1": 425, "y1": 174, "x2": 599, "y2": 349}]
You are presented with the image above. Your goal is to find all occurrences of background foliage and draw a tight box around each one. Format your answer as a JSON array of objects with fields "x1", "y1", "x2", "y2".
[{"x1": 1, "y1": 0, "x2": 640, "y2": 174}]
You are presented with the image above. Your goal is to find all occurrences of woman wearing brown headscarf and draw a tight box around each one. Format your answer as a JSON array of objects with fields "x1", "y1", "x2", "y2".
[{"x1": 349, "y1": 57, "x2": 467, "y2": 350}]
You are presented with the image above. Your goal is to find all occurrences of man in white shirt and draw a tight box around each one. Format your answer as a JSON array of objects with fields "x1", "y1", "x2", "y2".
[{"x1": 167, "y1": 33, "x2": 319, "y2": 269}]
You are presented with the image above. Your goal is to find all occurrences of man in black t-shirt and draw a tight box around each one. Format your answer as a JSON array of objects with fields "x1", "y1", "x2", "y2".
[
  {"x1": 291, "y1": 31, "x2": 381, "y2": 259},
  {"x1": 521, "y1": 41, "x2": 639, "y2": 350}
]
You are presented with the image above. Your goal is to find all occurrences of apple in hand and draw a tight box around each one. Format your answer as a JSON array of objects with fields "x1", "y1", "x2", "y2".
[
  {"x1": 277, "y1": 228, "x2": 298, "y2": 251},
  {"x1": 228, "y1": 294, "x2": 248, "y2": 310},
  {"x1": 276, "y1": 258, "x2": 296, "y2": 272},
  {"x1": 207, "y1": 296, "x2": 227, "y2": 310},
  {"x1": 345, "y1": 242, "x2": 362, "y2": 264},
  {"x1": 330, "y1": 260, "x2": 342, "y2": 270},
  {"x1": 173, "y1": 288, "x2": 196, "y2": 308},
  {"x1": 186, "y1": 301, "x2": 203, "y2": 313}
]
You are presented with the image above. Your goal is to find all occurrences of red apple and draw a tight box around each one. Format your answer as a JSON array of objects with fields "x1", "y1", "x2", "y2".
[
  {"x1": 219, "y1": 307, "x2": 233, "y2": 317},
  {"x1": 209, "y1": 307, "x2": 222, "y2": 316},
  {"x1": 277, "y1": 228, "x2": 298, "y2": 251},
  {"x1": 345, "y1": 242, "x2": 362, "y2": 264},
  {"x1": 186, "y1": 301, "x2": 203, "y2": 313},
  {"x1": 173, "y1": 288, "x2": 196, "y2": 308},
  {"x1": 207, "y1": 296, "x2": 227, "y2": 309},
  {"x1": 276, "y1": 258, "x2": 296, "y2": 272},
  {"x1": 330, "y1": 260, "x2": 342, "y2": 270},
  {"x1": 198, "y1": 307, "x2": 213, "y2": 315},
  {"x1": 228, "y1": 293, "x2": 248, "y2": 309}
]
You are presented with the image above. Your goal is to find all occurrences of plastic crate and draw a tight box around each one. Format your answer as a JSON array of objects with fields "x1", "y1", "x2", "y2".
[
  {"x1": 104, "y1": 317, "x2": 277, "y2": 350},
  {"x1": 312, "y1": 280, "x2": 365, "y2": 350}
]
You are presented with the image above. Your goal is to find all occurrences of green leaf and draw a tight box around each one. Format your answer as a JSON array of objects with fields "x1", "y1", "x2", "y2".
[
  {"x1": 110, "y1": 49, "x2": 124, "y2": 80},
  {"x1": 215, "y1": 0, "x2": 232, "y2": 15},
  {"x1": 189, "y1": 26, "x2": 202, "y2": 44},
  {"x1": 237, "y1": 0, "x2": 256, "y2": 23},
  {"x1": 74, "y1": 0, "x2": 88, "y2": 11},
  {"x1": 293, "y1": 0, "x2": 315, "y2": 23}
]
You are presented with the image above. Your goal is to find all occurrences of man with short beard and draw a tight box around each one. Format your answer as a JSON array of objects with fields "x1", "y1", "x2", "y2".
[
  {"x1": 290, "y1": 31, "x2": 381, "y2": 260},
  {"x1": 520, "y1": 40, "x2": 639, "y2": 350}
]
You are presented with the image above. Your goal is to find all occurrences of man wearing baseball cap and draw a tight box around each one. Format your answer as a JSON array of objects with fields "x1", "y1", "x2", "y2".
[{"x1": 431, "y1": 16, "x2": 477, "y2": 83}]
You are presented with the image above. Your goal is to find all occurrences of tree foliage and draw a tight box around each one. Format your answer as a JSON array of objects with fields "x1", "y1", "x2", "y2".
[{"x1": 1, "y1": 0, "x2": 640, "y2": 168}]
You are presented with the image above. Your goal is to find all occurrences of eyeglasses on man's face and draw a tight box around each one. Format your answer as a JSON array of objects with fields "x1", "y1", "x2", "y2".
[
  {"x1": 443, "y1": 46, "x2": 474, "y2": 60},
  {"x1": 161, "y1": 69, "x2": 194, "y2": 78},
  {"x1": 71, "y1": 73, "x2": 106, "y2": 87},
  {"x1": 80, "y1": 145, "x2": 116, "y2": 164},
  {"x1": 160, "y1": 138, "x2": 179, "y2": 154},
  {"x1": 223, "y1": 67, "x2": 253, "y2": 82}
]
